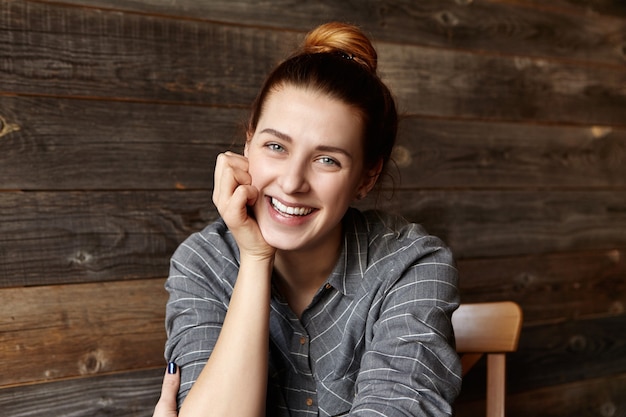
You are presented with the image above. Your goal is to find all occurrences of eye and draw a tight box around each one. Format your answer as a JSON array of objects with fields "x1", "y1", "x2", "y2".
[
  {"x1": 317, "y1": 156, "x2": 340, "y2": 167},
  {"x1": 266, "y1": 143, "x2": 285, "y2": 152}
]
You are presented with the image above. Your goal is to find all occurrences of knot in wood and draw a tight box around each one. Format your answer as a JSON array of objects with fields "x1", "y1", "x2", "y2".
[
  {"x1": 436, "y1": 11, "x2": 460, "y2": 27},
  {"x1": 600, "y1": 401, "x2": 616, "y2": 417},
  {"x1": 391, "y1": 145, "x2": 412, "y2": 168},
  {"x1": 567, "y1": 334, "x2": 587, "y2": 353},
  {"x1": 0, "y1": 114, "x2": 21, "y2": 138},
  {"x1": 79, "y1": 349, "x2": 108, "y2": 375}
]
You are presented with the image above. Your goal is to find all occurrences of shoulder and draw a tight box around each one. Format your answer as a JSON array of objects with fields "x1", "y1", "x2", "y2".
[
  {"x1": 356, "y1": 209, "x2": 453, "y2": 261},
  {"x1": 170, "y1": 218, "x2": 240, "y2": 274},
  {"x1": 348, "y1": 208, "x2": 457, "y2": 284}
]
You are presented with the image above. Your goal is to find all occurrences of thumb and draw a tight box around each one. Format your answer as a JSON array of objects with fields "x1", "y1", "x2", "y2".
[{"x1": 153, "y1": 362, "x2": 180, "y2": 417}]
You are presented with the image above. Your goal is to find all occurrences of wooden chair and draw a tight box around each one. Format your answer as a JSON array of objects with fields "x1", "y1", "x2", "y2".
[{"x1": 452, "y1": 301, "x2": 523, "y2": 417}]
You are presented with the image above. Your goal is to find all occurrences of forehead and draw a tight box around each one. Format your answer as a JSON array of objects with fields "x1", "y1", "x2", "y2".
[{"x1": 256, "y1": 85, "x2": 364, "y2": 146}]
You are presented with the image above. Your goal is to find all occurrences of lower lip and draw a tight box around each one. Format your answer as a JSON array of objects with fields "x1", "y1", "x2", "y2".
[{"x1": 266, "y1": 197, "x2": 315, "y2": 226}]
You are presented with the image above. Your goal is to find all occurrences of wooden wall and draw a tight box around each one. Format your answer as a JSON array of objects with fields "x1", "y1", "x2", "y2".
[{"x1": 1, "y1": 0, "x2": 625, "y2": 416}]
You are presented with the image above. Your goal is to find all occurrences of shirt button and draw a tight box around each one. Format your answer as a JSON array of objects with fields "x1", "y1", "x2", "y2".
[
  {"x1": 324, "y1": 283, "x2": 332, "y2": 290},
  {"x1": 299, "y1": 336, "x2": 307, "y2": 345},
  {"x1": 306, "y1": 397, "x2": 313, "y2": 406}
]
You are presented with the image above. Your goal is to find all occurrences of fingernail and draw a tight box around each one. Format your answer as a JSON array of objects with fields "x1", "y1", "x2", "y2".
[{"x1": 168, "y1": 362, "x2": 178, "y2": 374}]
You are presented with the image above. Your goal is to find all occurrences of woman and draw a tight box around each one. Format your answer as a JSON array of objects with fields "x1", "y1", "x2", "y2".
[{"x1": 159, "y1": 22, "x2": 461, "y2": 417}]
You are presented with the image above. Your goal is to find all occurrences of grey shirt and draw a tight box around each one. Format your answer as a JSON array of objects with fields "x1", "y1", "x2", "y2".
[{"x1": 165, "y1": 208, "x2": 461, "y2": 416}]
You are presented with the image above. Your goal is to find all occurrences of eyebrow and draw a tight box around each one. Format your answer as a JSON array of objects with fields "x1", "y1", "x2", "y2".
[{"x1": 259, "y1": 128, "x2": 354, "y2": 160}]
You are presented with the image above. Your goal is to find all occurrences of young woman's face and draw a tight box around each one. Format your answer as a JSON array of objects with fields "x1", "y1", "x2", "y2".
[{"x1": 245, "y1": 85, "x2": 376, "y2": 253}]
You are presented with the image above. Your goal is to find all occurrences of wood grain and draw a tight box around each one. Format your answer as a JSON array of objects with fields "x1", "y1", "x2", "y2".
[
  {"x1": 0, "y1": 190, "x2": 216, "y2": 287},
  {"x1": 2, "y1": 96, "x2": 624, "y2": 191},
  {"x1": 0, "y1": 1, "x2": 294, "y2": 104},
  {"x1": 0, "y1": 368, "x2": 163, "y2": 417},
  {"x1": 1, "y1": 0, "x2": 625, "y2": 415},
  {"x1": 360, "y1": 189, "x2": 626, "y2": 259},
  {"x1": 36, "y1": 0, "x2": 626, "y2": 65},
  {"x1": 456, "y1": 372, "x2": 626, "y2": 417},
  {"x1": 456, "y1": 315, "x2": 626, "y2": 401},
  {"x1": 2, "y1": 190, "x2": 625, "y2": 286},
  {"x1": 0, "y1": 96, "x2": 245, "y2": 190},
  {"x1": 2, "y1": 2, "x2": 625, "y2": 125},
  {"x1": 393, "y1": 117, "x2": 626, "y2": 189},
  {"x1": 457, "y1": 248, "x2": 626, "y2": 323},
  {"x1": 0, "y1": 279, "x2": 168, "y2": 387}
]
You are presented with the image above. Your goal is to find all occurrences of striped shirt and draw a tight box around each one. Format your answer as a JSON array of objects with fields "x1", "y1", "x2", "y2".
[{"x1": 164, "y1": 208, "x2": 461, "y2": 416}]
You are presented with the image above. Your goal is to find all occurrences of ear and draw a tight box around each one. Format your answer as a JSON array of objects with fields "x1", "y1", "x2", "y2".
[{"x1": 356, "y1": 159, "x2": 383, "y2": 200}]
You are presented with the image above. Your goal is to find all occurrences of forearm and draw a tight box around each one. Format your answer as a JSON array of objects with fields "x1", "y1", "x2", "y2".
[{"x1": 179, "y1": 255, "x2": 273, "y2": 417}]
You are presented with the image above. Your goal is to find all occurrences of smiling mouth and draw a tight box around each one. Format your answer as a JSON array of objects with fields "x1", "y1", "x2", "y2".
[{"x1": 271, "y1": 198, "x2": 314, "y2": 216}]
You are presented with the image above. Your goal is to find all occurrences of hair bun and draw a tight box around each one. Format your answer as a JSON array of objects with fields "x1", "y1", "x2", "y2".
[{"x1": 301, "y1": 22, "x2": 378, "y2": 73}]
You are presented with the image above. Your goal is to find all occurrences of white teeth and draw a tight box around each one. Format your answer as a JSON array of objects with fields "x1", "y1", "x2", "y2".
[{"x1": 271, "y1": 198, "x2": 313, "y2": 216}]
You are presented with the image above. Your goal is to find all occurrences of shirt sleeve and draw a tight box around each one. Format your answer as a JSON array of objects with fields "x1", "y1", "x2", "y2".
[
  {"x1": 163, "y1": 225, "x2": 239, "y2": 407},
  {"x1": 351, "y1": 235, "x2": 462, "y2": 416}
]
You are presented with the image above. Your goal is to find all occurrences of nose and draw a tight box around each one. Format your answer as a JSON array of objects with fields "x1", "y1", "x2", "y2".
[{"x1": 277, "y1": 159, "x2": 310, "y2": 194}]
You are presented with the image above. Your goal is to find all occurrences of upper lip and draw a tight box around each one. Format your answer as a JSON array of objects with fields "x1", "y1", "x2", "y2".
[{"x1": 270, "y1": 196, "x2": 315, "y2": 215}]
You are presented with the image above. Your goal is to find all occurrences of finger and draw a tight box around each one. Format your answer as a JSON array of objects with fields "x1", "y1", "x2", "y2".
[
  {"x1": 153, "y1": 363, "x2": 180, "y2": 417},
  {"x1": 224, "y1": 184, "x2": 259, "y2": 224},
  {"x1": 213, "y1": 152, "x2": 252, "y2": 209}
]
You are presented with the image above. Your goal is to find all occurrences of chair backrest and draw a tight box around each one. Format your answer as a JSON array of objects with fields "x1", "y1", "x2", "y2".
[{"x1": 452, "y1": 301, "x2": 523, "y2": 417}]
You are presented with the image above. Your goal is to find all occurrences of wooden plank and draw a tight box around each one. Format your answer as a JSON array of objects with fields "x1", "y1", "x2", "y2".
[
  {"x1": 392, "y1": 118, "x2": 626, "y2": 189},
  {"x1": 457, "y1": 314, "x2": 626, "y2": 401},
  {"x1": 456, "y1": 372, "x2": 626, "y2": 417},
  {"x1": 0, "y1": 279, "x2": 168, "y2": 387},
  {"x1": 378, "y1": 43, "x2": 626, "y2": 125},
  {"x1": 39, "y1": 0, "x2": 626, "y2": 65},
  {"x1": 2, "y1": 2, "x2": 625, "y2": 125},
  {"x1": 457, "y1": 248, "x2": 626, "y2": 324},
  {"x1": 0, "y1": 368, "x2": 163, "y2": 417},
  {"x1": 359, "y1": 189, "x2": 626, "y2": 259},
  {"x1": 2, "y1": 96, "x2": 624, "y2": 191},
  {"x1": 0, "y1": 96, "x2": 245, "y2": 190},
  {"x1": 0, "y1": 1, "x2": 296, "y2": 104},
  {"x1": 506, "y1": 314, "x2": 626, "y2": 393},
  {"x1": 0, "y1": 190, "x2": 216, "y2": 287},
  {"x1": 519, "y1": 0, "x2": 626, "y2": 19},
  {"x1": 2, "y1": 189, "x2": 625, "y2": 287},
  {"x1": 1, "y1": 278, "x2": 623, "y2": 412}
]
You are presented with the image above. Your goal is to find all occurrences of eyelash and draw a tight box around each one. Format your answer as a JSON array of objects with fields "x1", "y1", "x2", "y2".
[
  {"x1": 265, "y1": 142, "x2": 341, "y2": 167},
  {"x1": 266, "y1": 143, "x2": 285, "y2": 152},
  {"x1": 317, "y1": 156, "x2": 340, "y2": 167}
]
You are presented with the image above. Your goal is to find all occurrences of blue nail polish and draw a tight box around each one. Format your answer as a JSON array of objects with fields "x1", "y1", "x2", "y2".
[{"x1": 168, "y1": 362, "x2": 178, "y2": 374}]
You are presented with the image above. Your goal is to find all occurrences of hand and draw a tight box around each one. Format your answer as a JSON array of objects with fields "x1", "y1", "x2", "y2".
[
  {"x1": 212, "y1": 152, "x2": 275, "y2": 260},
  {"x1": 153, "y1": 363, "x2": 180, "y2": 417}
]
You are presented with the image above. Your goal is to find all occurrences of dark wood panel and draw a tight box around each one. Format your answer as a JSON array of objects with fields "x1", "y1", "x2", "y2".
[
  {"x1": 0, "y1": 190, "x2": 216, "y2": 287},
  {"x1": 2, "y1": 2, "x2": 625, "y2": 125},
  {"x1": 362, "y1": 189, "x2": 626, "y2": 259},
  {"x1": 392, "y1": 118, "x2": 626, "y2": 189},
  {"x1": 457, "y1": 314, "x2": 626, "y2": 400},
  {"x1": 0, "y1": 1, "x2": 295, "y2": 104},
  {"x1": 0, "y1": 368, "x2": 163, "y2": 417},
  {"x1": 380, "y1": 44, "x2": 626, "y2": 125},
  {"x1": 40, "y1": 0, "x2": 626, "y2": 65},
  {"x1": 2, "y1": 190, "x2": 625, "y2": 287},
  {"x1": 457, "y1": 248, "x2": 626, "y2": 323},
  {"x1": 0, "y1": 279, "x2": 168, "y2": 387},
  {"x1": 3, "y1": 97, "x2": 624, "y2": 191},
  {"x1": 1, "y1": 277, "x2": 623, "y2": 413},
  {"x1": 3, "y1": 96, "x2": 624, "y2": 191},
  {"x1": 0, "y1": 96, "x2": 245, "y2": 190},
  {"x1": 456, "y1": 372, "x2": 626, "y2": 417},
  {"x1": 509, "y1": 314, "x2": 626, "y2": 392},
  {"x1": 521, "y1": 0, "x2": 626, "y2": 19}
]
